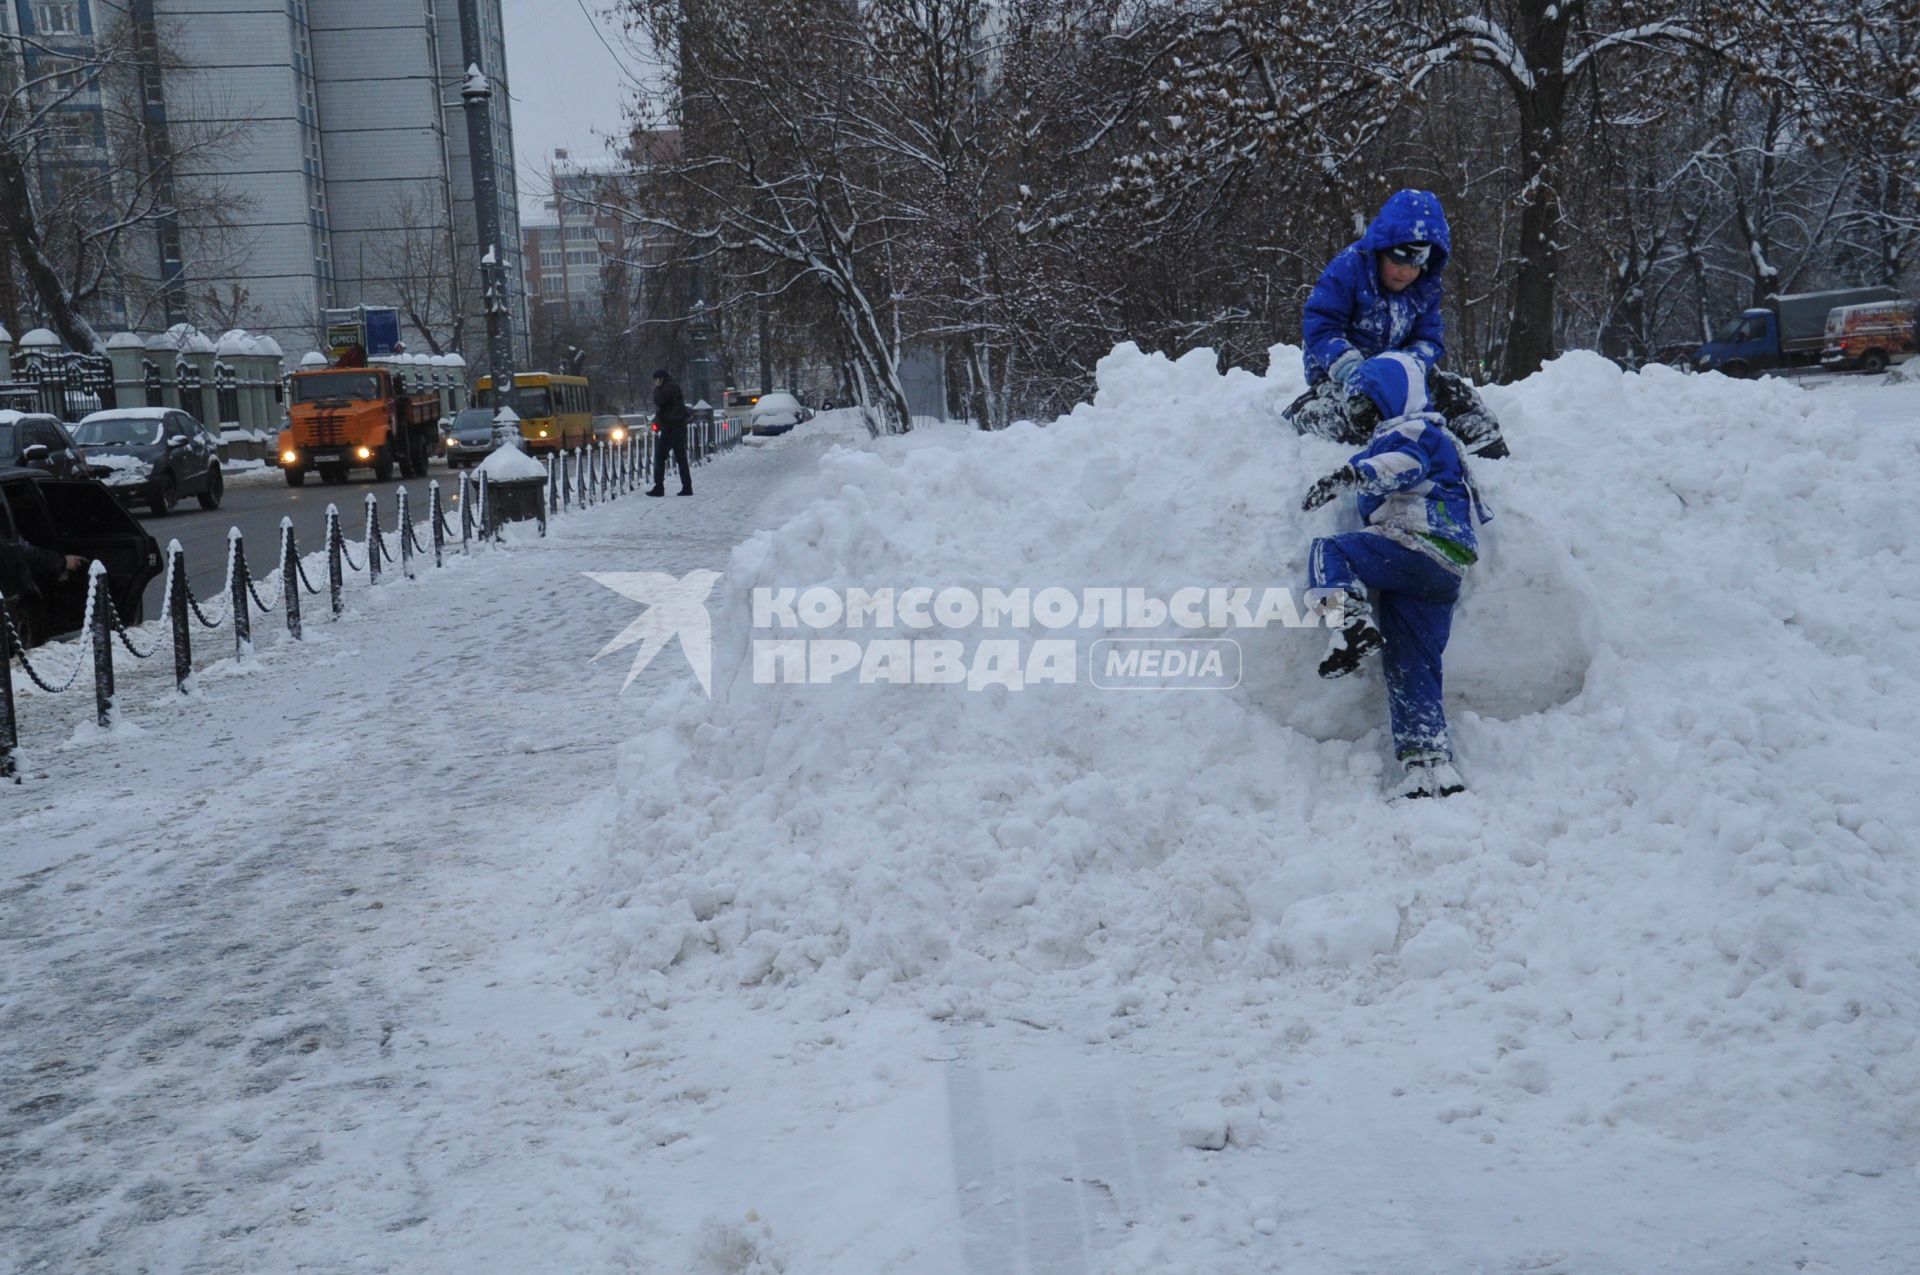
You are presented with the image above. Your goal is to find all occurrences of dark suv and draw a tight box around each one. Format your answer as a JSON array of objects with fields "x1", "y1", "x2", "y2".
[
  {"x1": 0, "y1": 411, "x2": 89, "y2": 479},
  {"x1": 0, "y1": 466, "x2": 161, "y2": 647}
]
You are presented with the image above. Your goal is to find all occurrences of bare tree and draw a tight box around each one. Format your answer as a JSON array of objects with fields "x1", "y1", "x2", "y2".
[
  {"x1": 366, "y1": 185, "x2": 465, "y2": 355},
  {"x1": 0, "y1": 9, "x2": 248, "y2": 351}
]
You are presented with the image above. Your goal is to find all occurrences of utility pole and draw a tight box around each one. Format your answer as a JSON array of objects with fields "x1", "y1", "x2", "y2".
[{"x1": 458, "y1": 0, "x2": 514, "y2": 400}]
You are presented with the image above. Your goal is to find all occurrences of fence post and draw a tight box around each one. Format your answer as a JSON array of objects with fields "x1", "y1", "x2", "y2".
[
  {"x1": 1, "y1": 596, "x2": 17, "y2": 781},
  {"x1": 168, "y1": 541, "x2": 191, "y2": 690},
  {"x1": 477, "y1": 471, "x2": 490, "y2": 541},
  {"x1": 460, "y1": 470, "x2": 473, "y2": 550},
  {"x1": 577, "y1": 445, "x2": 588, "y2": 508},
  {"x1": 397, "y1": 486, "x2": 414, "y2": 580},
  {"x1": 89, "y1": 563, "x2": 114, "y2": 728},
  {"x1": 365, "y1": 494, "x2": 382, "y2": 585},
  {"x1": 560, "y1": 450, "x2": 572, "y2": 512},
  {"x1": 228, "y1": 528, "x2": 252, "y2": 658},
  {"x1": 326, "y1": 504, "x2": 344, "y2": 617},
  {"x1": 430, "y1": 479, "x2": 445, "y2": 568},
  {"x1": 280, "y1": 517, "x2": 302, "y2": 641},
  {"x1": 546, "y1": 454, "x2": 558, "y2": 516}
]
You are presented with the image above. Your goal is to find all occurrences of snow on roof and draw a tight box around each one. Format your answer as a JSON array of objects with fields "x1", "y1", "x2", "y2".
[
  {"x1": 215, "y1": 330, "x2": 256, "y2": 356},
  {"x1": 105, "y1": 331, "x2": 144, "y2": 350},
  {"x1": 19, "y1": 327, "x2": 60, "y2": 348},
  {"x1": 300, "y1": 351, "x2": 328, "y2": 367},
  {"x1": 255, "y1": 335, "x2": 284, "y2": 358}
]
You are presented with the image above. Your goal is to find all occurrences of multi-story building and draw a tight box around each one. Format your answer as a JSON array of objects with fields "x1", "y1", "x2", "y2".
[
  {"x1": 521, "y1": 150, "x2": 626, "y2": 317},
  {"x1": 67, "y1": 0, "x2": 526, "y2": 367},
  {"x1": 2, "y1": 0, "x2": 131, "y2": 331}
]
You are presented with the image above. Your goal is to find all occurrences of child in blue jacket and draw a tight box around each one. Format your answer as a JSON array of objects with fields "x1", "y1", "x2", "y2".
[
  {"x1": 1286, "y1": 189, "x2": 1508, "y2": 460},
  {"x1": 1299, "y1": 352, "x2": 1490, "y2": 800}
]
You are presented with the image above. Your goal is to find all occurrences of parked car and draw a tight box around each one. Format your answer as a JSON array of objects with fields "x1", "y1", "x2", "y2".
[
  {"x1": 749, "y1": 392, "x2": 808, "y2": 436},
  {"x1": 72, "y1": 408, "x2": 222, "y2": 516},
  {"x1": 0, "y1": 410, "x2": 89, "y2": 479},
  {"x1": 0, "y1": 464, "x2": 161, "y2": 647},
  {"x1": 1821, "y1": 299, "x2": 1919, "y2": 373},
  {"x1": 618, "y1": 412, "x2": 653, "y2": 440},
  {"x1": 591, "y1": 414, "x2": 631, "y2": 445},
  {"x1": 443, "y1": 406, "x2": 499, "y2": 468}
]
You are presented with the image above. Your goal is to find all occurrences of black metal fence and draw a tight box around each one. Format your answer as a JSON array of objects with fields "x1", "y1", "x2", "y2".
[
  {"x1": 1, "y1": 421, "x2": 750, "y2": 781},
  {"x1": 0, "y1": 349, "x2": 118, "y2": 419}
]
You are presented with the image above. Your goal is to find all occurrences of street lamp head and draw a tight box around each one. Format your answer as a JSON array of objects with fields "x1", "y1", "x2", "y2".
[{"x1": 461, "y1": 63, "x2": 491, "y2": 103}]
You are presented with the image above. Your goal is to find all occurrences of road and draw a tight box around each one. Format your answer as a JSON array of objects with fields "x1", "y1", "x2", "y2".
[{"x1": 136, "y1": 461, "x2": 485, "y2": 620}]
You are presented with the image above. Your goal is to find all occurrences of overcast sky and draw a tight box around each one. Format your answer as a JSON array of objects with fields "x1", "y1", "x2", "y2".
[{"x1": 500, "y1": 0, "x2": 658, "y2": 219}]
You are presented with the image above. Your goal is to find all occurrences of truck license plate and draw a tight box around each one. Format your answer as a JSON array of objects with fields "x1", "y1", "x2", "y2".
[{"x1": 311, "y1": 452, "x2": 342, "y2": 464}]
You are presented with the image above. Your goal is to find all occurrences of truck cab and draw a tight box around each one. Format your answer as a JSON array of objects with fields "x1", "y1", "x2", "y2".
[
  {"x1": 1694, "y1": 309, "x2": 1778, "y2": 378},
  {"x1": 278, "y1": 363, "x2": 439, "y2": 486}
]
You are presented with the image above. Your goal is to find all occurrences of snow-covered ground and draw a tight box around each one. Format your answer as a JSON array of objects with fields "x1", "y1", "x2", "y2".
[{"x1": 5, "y1": 357, "x2": 1919, "y2": 1273}]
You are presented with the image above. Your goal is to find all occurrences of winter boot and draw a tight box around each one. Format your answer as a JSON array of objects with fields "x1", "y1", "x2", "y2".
[
  {"x1": 677, "y1": 485, "x2": 693, "y2": 496},
  {"x1": 1315, "y1": 589, "x2": 1385, "y2": 679},
  {"x1": 647, "y1": 485, "x2": 666, "y2": 497},
  {"x1": 1391, "y1": 752, "x2": 1467, "y2": 801},
  {"x1": 1284, "y1": 384, "x2": 1357, "y2": 443},
  {"x1": 1451, "y1": 409, "x2": 1509, "y2": 459},
  {"x1": 1428, "y1": 370, "x2": 1509, "y2": 459}
]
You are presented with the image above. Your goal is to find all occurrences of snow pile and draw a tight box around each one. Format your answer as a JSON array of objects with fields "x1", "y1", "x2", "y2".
[
  {"x1": 744, "y1": 405, "x2": 874, "y2": 448},
  {"x1": 476, "y1": 443, "x2": 547, "y2": 480},
  {"x1": 565, "y1": 346, "x2": 1920, "y2": 1177},
  {"x1": 86, "y1": 452, "x2": 151, "y2": 486}
]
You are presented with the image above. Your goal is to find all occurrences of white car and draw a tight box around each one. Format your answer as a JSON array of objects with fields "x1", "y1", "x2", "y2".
[{"x1": 749, "y1": 392, "x2": 807, "y2": 436}]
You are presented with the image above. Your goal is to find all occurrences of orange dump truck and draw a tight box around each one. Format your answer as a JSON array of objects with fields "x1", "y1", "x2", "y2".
[{"x1": 277, "y1": 365, "x2": 442, "y2": 487}]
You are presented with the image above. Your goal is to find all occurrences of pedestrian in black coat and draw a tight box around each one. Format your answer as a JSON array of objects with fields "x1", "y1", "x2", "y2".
[{"x1": 649, "y1": 369, "x2": 692, "y2": 496}]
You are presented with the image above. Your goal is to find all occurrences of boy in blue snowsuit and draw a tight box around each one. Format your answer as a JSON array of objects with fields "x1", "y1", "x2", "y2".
[
  {"x1": 1285, "y1": 189, "x2": 1508, "y2": 460},
  {"x1": 1299, "y1": 352, "x2": 1489, "y2": 800}
]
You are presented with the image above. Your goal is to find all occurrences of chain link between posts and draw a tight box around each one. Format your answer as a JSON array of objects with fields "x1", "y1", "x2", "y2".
[{"x1": 4, "y1": 429, "x2": 750, "y2": 776}]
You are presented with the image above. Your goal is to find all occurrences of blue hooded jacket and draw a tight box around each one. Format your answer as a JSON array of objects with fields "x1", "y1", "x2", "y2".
[
  {"x1": 1302, "y1": 190, "x2": 1452, "y2": 387},
  {"x1": 1344, "y1": 353, "x2": 1487, "y2": 569}
]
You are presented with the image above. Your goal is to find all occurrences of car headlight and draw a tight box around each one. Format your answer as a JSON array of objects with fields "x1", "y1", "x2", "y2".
[{"x1": 611, "y1": 428, "x2": 626, "y2": 441}]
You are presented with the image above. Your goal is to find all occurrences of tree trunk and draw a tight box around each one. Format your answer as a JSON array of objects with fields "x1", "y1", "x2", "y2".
[
  {"x1": 0, "y1": 145, "x2": 103, "y2": 353},
  {"x1": 1500, "y1": 3, "x2": 1571, "y2": 383}
]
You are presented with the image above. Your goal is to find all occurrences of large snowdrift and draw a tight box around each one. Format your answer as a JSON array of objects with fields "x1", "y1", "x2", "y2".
[{"x1": 565, "y1": 347, "x2": 1920, "y2": 1226}]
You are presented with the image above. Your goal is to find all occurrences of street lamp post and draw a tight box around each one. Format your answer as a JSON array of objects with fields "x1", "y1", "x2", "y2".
[
  {"x1": 458, "y1": 0, "x2": 515, "y2": 403},
  {"x1": 689, "y1": 299, "x2": 715, "y2": 406}
]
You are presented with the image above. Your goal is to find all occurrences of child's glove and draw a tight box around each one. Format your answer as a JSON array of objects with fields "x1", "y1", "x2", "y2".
[
  {"x1": 1300, "y1": 465, "x2": 1360, "y2": 512},
  {"x1": 1327, "y1": 348, "x2": 1365, "y2": 389}
]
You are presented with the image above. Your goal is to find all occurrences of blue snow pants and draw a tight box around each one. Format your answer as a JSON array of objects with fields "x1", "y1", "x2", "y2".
[{"x1": 1307, "y1": 531, "x2": 1461, "y2": 759}]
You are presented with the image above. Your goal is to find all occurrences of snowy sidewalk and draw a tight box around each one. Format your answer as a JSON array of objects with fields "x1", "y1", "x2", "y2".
[{"x1": 0, "y1": 439, "x2": 823, "y2": 1273}]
